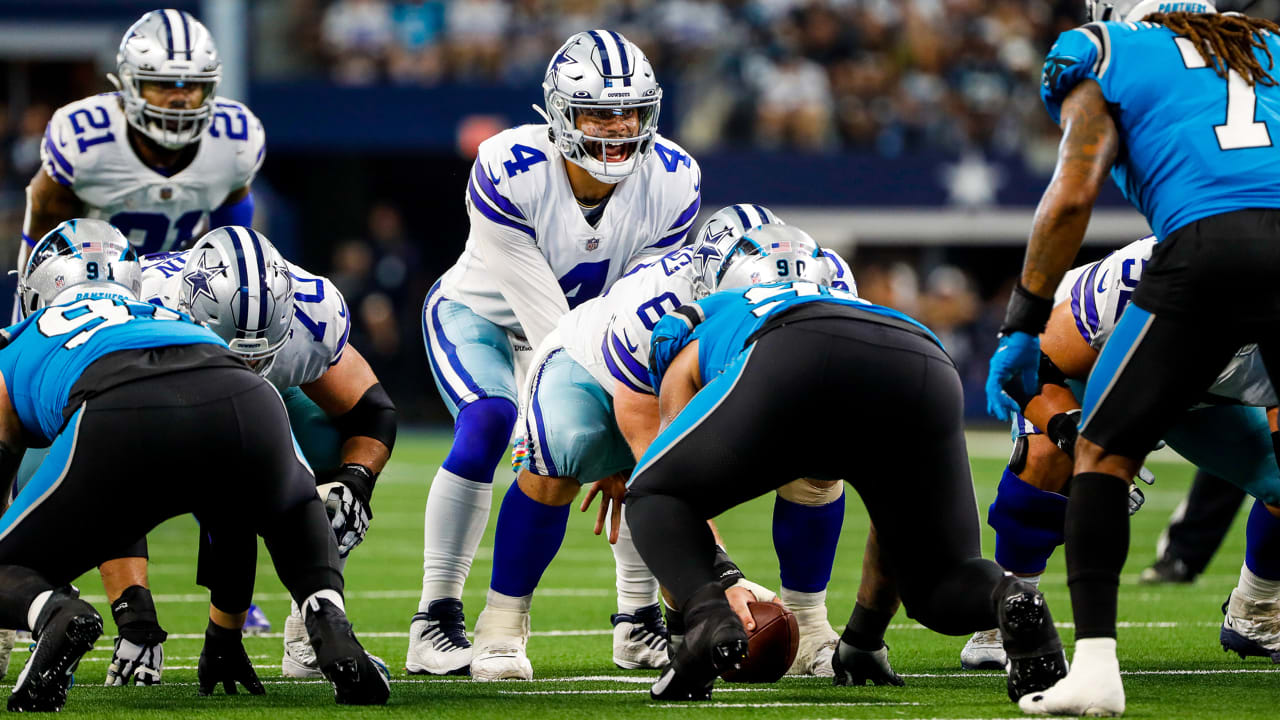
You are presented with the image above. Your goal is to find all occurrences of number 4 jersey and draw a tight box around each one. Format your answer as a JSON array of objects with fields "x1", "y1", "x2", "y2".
[
  {"x1": 1041, "y1": 20, "x2": 1280, "y2": 239},
  {"x1": 140, "y1": 250, "x2": 350, "y2": 391},
  {"x1": 39, "y1": 92, "x2": 266, "y2": 254}
]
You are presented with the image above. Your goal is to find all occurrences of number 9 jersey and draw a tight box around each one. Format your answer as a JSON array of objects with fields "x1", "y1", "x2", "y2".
[
  {"x1": 39, "y1": 92, "x2": 266, "y2": 255},
  {"x1": 1041, "y1": 20, "x2": 1280, "y2": 239}
]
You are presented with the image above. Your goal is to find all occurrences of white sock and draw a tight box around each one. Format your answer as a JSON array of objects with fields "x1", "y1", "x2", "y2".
[
  {"x1": 420, "y1": 468, "x2": 494, "y2": 611},
  {"x1": 485, "y1": 589, "x2": 532, "y2": 614},
  {"x1": 1071, "y1": 636, "x2": 1118, "y2": 666},
  {"x1": 1021, "y1": 574, "x2": 1042, "y2": 589},
  {"x1": 780, "y1": 587, "x2": 827, "y2": 611},
  {"x1": 26, "y1": 590, "x2": 53, "y2": 633},
  {"x1": 1236, "y1": 562, "x2": 1280, "y2": 603},
  {"x1": 610, "y1": 505, "x2": 659, "y2": 614}
]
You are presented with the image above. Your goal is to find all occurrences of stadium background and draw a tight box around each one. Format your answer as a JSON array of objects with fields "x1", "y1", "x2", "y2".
[{"x1": 0, "y1": 0, "x2": 1272, "y2": 424}]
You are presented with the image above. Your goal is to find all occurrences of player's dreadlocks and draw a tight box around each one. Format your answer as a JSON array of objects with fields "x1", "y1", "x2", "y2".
[{"x1": 1144, "y1": 11, "x2": 1280, "y2": 86}]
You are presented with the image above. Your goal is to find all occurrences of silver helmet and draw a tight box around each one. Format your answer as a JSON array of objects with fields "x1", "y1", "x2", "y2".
[
  {"x1": 712, "y1": 224, "x2": 831, "y2": 292},
  {"x1": 178, "y1": 226, "x2": 293, "y2": 374},
  {"x1": 110, "y1": 9, "x2": 221, "y2": 150},
  {"x1": 690, "y1": 204, "x2": 785, "y2": 297},
  {"x1": 18, "y1": 219, "x2": 141, "y2": 317},
  {"x1": 538, "y1": 30, "x2": 661, "y2": 184},
  {"x1": 1088, "y1": 0, "x2": 1215, "y2": 22}
]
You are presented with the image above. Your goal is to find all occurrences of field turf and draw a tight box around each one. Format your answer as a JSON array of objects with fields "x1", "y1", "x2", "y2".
[{"x1": 8, "y1": 430, "x2": 1276, "y2": 718}]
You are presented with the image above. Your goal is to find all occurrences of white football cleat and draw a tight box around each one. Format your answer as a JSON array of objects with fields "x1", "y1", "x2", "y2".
[
  {"x1": 787, "y1": 608, "x2": 838, "y2": 676},
  {"x1": 282, "y1": 605, "x2": 324, "y2": 679},
  {"x1": 406, "y1": 599, "x2": 472, "y2": 676},
  {"x1": 1220, "y1": 590, "x2": 1280, "y2": 662},
  {"x1": 611, "y1": 604, "x2": 670, "y2": 670},
  {"x1": 470, "y1": 604, "x2": 532, "y2": 681},
  {"x1": 1019, "y1": 637, "x2": 1124, "y2": 717},
  {"x1": 960, "y1": 628, "x2": 1006, "y2": 670}
]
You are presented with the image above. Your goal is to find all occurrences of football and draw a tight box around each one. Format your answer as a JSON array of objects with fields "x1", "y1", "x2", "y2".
[{"x1": 720, "y1": 602, "x2": 800, "y2": 684}]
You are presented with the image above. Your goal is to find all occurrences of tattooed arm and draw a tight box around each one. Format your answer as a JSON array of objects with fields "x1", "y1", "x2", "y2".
[{"x1": 1021, "y1": 79, "x2": 1120, "y2": 298}]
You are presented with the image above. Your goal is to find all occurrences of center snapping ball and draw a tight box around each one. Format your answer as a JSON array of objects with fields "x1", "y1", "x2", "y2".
[{"x1": 720, "y1": 602, "x2": 800, "y2": 683}]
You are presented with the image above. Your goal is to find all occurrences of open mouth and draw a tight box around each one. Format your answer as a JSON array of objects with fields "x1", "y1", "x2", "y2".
[{"x1": 587, "y1": 141, "x2": 634, "y2": 164}]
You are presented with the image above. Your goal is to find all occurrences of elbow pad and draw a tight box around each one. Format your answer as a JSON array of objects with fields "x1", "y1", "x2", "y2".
[{"x1": 334, "y1": 383, "x2": 397, "y2": 453}]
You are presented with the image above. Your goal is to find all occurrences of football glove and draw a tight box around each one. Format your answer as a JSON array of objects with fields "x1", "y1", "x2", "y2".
[
  {"x1": 317, "y1": 463, "x2": 376, "y2": 558},
  {"x1": 198, "y1": 620, "x2": 265, "y2": 696},
  {"x1": 105, "y1": 636, "x2": 163, "y2": 686},
  {"x1": 832, "y1": 640, "x2": 905, "y2": 687},
  {"x1": 986, "y1": 331, "x2": 1041, "y2": 421}
]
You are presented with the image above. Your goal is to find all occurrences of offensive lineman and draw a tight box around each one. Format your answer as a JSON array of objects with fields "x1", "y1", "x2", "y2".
[
  {"x1": 7, "y1": 7, "x2": 266, "y2": 680},
  {"x1": 984, "y1": 2, "x2": 1280, "y2": 714},
  {"x1": 411, "y1": 30, "x2": 701, "y2": 675},
  {"x1": 469, "y1": 205, "x2": 862, "y2": 680}
]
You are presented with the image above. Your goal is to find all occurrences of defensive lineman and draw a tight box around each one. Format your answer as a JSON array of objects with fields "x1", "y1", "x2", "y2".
[
  {"x1": 411, "y1": 30, "x2": 701, "y2": 675},
  {"x1": 985, "y1": 2, "x2": 1280, "y2": 714}
]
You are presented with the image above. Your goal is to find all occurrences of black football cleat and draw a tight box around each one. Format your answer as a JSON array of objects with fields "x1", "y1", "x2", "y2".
[
  {"x1": 1139, "y1": 555, "x2": 1194, "y2": 585},
  {"x1": 649, "y1": 584, "x2": 747, "y2": 702},
  {"x1": 832, "y1": 640, "x2": 905, "y2": 687},
  {"x1": 8, "y1": 595, "x2": 102, "y2": 712},
  {"x1": 304, "y1": 597, "x2": 390, "y2": 705},
  {"x1": 996, "y1": 579, "x2": 1068, "y2": 702}
]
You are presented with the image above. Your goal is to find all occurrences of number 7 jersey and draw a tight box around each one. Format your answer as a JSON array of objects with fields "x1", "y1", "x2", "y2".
[
  {"x1": 1041, "y1": 20, "x2": 1280, "y2": 238},
  {"x1": 39, "y1": 92, "x2": 266, "y2": 254}
]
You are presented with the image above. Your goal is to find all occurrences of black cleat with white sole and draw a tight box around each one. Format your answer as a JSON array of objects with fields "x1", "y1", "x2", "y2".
[
  {"x1": 649, "y1": 584, "x2": 747, "y2": 702},
  {"x1": 996, "y1": 578, "x2": 1068, "y2": 702},
  {"x1": 304, "y1": 598, "x2": 390, "y2": 705},
  {"x1": 8, "y1": 595, "x2": 102, "y2": 712}
]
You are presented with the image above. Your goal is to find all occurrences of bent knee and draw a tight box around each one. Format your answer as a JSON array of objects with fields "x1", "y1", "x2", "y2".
[{"x1": 777, "y1": 478, "x2": 844, "y2": 505}]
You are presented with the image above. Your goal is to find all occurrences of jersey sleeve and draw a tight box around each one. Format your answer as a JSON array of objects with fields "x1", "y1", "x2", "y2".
[
  {"x1": 466, "y1": 149, "x2": 570, "y2": 348},
  {"x1": 39, "y1": 103, "x2": 95, "y2": 190},
  {"x1": 222, "y1": 100, "x2": 267, "y2": 190},
  {"x1": 643, "y1": 142, "x2": 702, "y2": 254},
  {"x1": 289, "y1": 267, "x2": 352, "y2": 384},
  {"x1": 1041, "y1": 23, "x2": 1110, "y2": 125}
]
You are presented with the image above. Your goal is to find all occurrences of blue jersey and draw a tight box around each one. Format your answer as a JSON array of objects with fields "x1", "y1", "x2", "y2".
[
  {"x1": 1042, "y1": 20, "x2": 1280, "y2": 238},
  {"x1": 648, "y1": 281, "x2": 941, "y2": 392},
  {"x1": 0, "y1": 298, "x2": 224, "y2": 443}
]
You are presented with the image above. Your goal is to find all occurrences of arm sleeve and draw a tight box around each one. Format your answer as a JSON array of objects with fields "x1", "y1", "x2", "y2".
[
  {"x1": 39, "y1": 114, "x2": 77, "y2": 190},
  {"x1": 1041, "y1": 24, "x2": 1108, "y2": 125},
  {"x1": 209, "y1": 191, "x2": 254, "y2": 229}
]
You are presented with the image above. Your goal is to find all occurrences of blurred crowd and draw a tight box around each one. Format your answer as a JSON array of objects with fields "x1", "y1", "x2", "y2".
[{"x1": 256, "y1": 0, "x2": 1086, "y2": 156}]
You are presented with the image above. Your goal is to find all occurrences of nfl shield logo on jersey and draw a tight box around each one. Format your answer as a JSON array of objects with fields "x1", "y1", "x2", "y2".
[
  {"x1": 585, "y1": 237, "x2": 600, "y2": 251},
  {"x1": 160, "y1": 187, "x2": 174, "y2": 200}
]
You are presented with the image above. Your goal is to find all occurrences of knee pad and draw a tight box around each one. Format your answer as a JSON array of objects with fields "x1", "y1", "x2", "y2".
[
  {"x1": 987, "y1": 467, "x2": 1068, "y2": 575},
  {"x1": 443, "y1": 398, "x2": 518, "y2": 481},
  {"x1": 777, "y1": 478, "x2": 844, "y2": 506}
]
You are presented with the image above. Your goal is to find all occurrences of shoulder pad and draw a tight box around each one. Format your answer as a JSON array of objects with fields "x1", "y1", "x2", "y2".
[
  {"x1": 645, "y1": 135, "x2": 702, "y2": 252},
  {"x1": 1041, "y1": 23, "x2": 1114, "y2": 125},
  {"x1": 209, "y1": 99, "x2": 266, "y2": 188},
  {"x1": 469, "y1": 130, "x2": 542, "y2": 241},
  {"x1": 41, "y1": 95, "x2": 124, "y2": 189}
]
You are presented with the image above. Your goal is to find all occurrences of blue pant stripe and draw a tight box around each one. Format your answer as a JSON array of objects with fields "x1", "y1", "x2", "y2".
[
  {"x1": 0, "y1": 406, "x2": 84, "y2": 543},
  {"x1": 1081, "y1": 303, "x2": 1154, "y2": 431},
  {"x1": 422, "y1": 281, "x2": 485, "y2": 408},
  {"x1": 529, "y1": 351, "x2": 561, "y2": 478}
]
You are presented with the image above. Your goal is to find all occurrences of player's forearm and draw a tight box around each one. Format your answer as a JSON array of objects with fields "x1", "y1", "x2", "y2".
[
  {"x1": 470, "y1": 211, "x2": 570, "y2": 348},
  {"x1": 656, "y1": 345, "x2": 702, "y2": 433},
  {"x1": 24, "y1": 170, "x2": 82, "y2": 253},
  {"x1": 339, "y1": 436, "x2": 390, "y2": 475}
]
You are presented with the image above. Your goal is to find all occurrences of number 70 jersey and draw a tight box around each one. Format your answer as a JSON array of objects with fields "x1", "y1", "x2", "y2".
[
  {"x1": 1041, "y1": 20, "x2": 1280, "y2": 239},
  {"x1": 40, "y1": 92, "x2": 265, "y2": 254}
]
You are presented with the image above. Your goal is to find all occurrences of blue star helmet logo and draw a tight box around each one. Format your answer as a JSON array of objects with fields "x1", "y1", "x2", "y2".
[
  {"x1": 550, "y1": 42, "x2": 583, "y2": 84},
  {"x1": 183, "y1": 252, "x2": 228, "y2": 305},
  {"x1": 694, "y1": 240, "x2": 723, "y2": 273}
]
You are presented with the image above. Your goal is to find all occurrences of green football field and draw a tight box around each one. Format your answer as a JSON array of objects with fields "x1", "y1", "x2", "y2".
[{"x1": 8, "y1": 430, "x2": 1277, "y2": 719}]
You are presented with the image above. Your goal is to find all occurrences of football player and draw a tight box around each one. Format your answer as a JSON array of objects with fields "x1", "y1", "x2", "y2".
[
  {"x1": 630, "y1": 224, "x2": 1066, "y2": 702},
  {"x1": 411, "y1": 30, "x2": 701, "y2": 676},
  {"x1": 963, "y1": 236, "x2": 1280, "y2": 670},
  {"x1": 0, "y1": 219, "x2": 386, "y2": 711},
  {"x1": 6, "y1": 7, "x2": 266, "y2": 682},
  {"x1": 985, "y1": 2, "x2": 1280, "y2": 714},
  {"x1": 468, "y1": 205, "x2": 860, "y2": 680}
]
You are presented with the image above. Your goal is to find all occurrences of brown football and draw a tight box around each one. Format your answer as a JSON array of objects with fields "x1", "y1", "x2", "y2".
[{"x1": 720, "y1": 601, "x2": 800, "y2": 683}]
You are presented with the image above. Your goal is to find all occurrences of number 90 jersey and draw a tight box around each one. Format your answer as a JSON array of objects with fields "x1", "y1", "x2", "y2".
[
  {"x1": 556, "y1": 246, "x2": 855, "y2": 395},
  {"x1": 140, "y1": 250, "x2": 350, "y2": 391},
  {"x1": 1041, "y1": 21, "x2": 1280, "y2": 239},
  {"x1": 438, "y1": 124, "x2": 701, "y2": 341},
  {"x1": 40, "y1": 92, "x2": 266, "y2": 255}
]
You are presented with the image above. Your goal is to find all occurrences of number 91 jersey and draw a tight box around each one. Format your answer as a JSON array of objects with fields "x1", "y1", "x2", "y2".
[
  {"x1": 40, "y1": 92, "x2": 266, "y2": 255},
  {"x1": 140, "y1": 250, "x2": 350, "y2": 390}
]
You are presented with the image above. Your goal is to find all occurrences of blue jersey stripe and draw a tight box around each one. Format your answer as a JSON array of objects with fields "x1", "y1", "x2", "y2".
[
  {"x1": 610, "y1": 331, "x2": 650, "y2": 382},
  {"x1": 468, "y1": 181, "x2": 536, "y2": 240},
  {"x1": 667, "y1": 194, "x2": 701, "y2": 232},
  {"x1": 601, "y1": 334, "x2": 650, "y2": 394},
  {"x1": 1081, "y1": 263, "x2": 1101, "y2": 336},
  {"x1": 472, "y1": 161, "x2": 527, "y2": 220},
  {"x1": 650, "y1": 226, "x2": 693, "y2": 249},
  {"x1": 43, "y1": 128, "x2": 74, "y2": 178}
]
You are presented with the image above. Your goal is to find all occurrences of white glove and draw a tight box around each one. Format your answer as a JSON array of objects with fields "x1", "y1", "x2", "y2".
[
  {"x1": 318, "y1": 481, "x2": 371, "y2": 558},
  {"x1": 731, "y1": 578, "x2": 779, "y2": 604},
  {"x1": 105, "y1": 636, "x2": 163, "y2": 686}
]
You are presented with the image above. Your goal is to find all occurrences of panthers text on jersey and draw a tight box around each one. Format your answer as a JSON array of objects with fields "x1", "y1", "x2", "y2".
[
  {"x1": 1041, "y1": 20, "x2": 1280, "y2": 239},
  {"x1": 0, "y1": 298, "x2": 222, "y2": 443},
  {"x1": 438, "y1": 123, "x2": 701, "y2": 348},
  {"x1": 1055, "y1": 235, "x2": 1275, "y2": 406},
  {"x1": 39, "y1": 92, "x2": 266, "y2": 254},
  {"x1": 140, "y1": 250, "x2": 349, "y2": 390},
  {"x1": 556, "y1": 246, "x2": 856, "y2": 395}
]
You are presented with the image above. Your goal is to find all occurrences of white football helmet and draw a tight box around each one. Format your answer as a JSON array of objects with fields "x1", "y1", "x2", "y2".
[
  {"x1": 110, "y1": 9, "x2": 221, "y2": 149},
  {"x1": 1088, "y1": 0, "x2": 1215, "y2": 22},
  {"x1": 713, "y1": 225, "x2": 832, "y2": 292},
  {"x1": 178, "y1": 226, "x2": 293, "y2": 375},
  {"x1": 538, "y1": 30, "x2": 661, "y2": 184},
  {"x1": 18, "y1": 219, "x2": 141, "y2": 317},
  {"x1": 690, "y1": 203, "x2": 785, "y2": 297}
]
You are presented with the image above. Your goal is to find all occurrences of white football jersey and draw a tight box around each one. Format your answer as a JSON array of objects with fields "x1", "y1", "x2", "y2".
[
  {"x1": 140, "y1": 250, "x2": 350, "y2": 391},
  {"x1": 39, "y1": 92, "x2": 266, "y2": 254},
  {"x1": 1056, "y1": 235, "x2": 1275, "y2": 406},
  {"x1": 438, "y1": 124, "x2": 701, "y2": 341},
  {"x1": 557, "y1": 246, "x2": 857, "y2": 396}
]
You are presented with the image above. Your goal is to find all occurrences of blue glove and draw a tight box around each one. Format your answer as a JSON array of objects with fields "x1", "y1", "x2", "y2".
[{"x1": 985, "y1": 332, "x2": 1041, "y2": 421}]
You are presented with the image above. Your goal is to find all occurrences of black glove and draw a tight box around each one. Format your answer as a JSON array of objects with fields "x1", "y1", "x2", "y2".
[
  {"x1": 317, "y1": 464, "x2": 376, "y2": 557},
  {"x1": 832, "y1": 640, "x2": 905, "y2": 687},
  {"x1": 198, "y1": 620, "x2": 265, "y2": 696}
]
